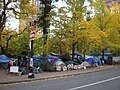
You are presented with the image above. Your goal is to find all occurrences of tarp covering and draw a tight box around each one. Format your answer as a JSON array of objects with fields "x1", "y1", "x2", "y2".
[
  {"x1": 85, "y1": 55, "x2": 94, "y2": 59},
  {"x1": 59, "y1": 54, "x2": 70, "y2": 62},
  {"x1": 33, "y1": 54, "x2": 41, "y2": 59},
  {"x1": 94, "y1": 57, "x2": 102, "y2": 65},
  {"x1": 0, "y1": 54, "x2": 11, "y2": 64},
  {"x1": 85, "y1": 58, "x2": 95, "y2": 64},
  {"x1": 48, "y1": 56, "x2": 65, "y2": 66}
]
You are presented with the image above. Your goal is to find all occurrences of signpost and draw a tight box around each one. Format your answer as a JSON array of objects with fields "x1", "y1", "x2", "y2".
[
  {"x1": 28, "y1": 20, "x2": 36, "y2": 78},
  {"x1": 29, "y1": 21, "x2": 36, "y2": 40}
]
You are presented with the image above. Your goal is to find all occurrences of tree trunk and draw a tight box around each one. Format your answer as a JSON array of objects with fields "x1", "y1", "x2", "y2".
[
  {"x1": 0, "y1": 45, "x2": 5, "y2": 54},
  {"x1": 72, "y1": 43, "x2": 76, "y2": 61},
  {"x1": 4, "y1": 36, "x2": 13, "y2": 55},
  {"x1": 101, "y1": 49, "x2": 105, "y2": 64},
  {"x1": 59, "y1": 45, "x2": 62, "y2": 55},
  {"x1": 42, "y1": 0, "x2": 52, "y2": 55},
  {"x1": 83, "y1": 38, "x2": 86, "y2": 61}
]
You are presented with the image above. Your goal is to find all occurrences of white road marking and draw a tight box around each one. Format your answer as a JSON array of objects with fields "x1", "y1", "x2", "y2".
[{"x1": 68, "y1": 75, "x2": 120, "y2": 90}]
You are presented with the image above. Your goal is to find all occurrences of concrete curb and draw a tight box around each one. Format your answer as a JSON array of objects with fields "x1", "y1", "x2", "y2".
[{"x1": 0, "y1": 65, "x2": 117, "y2": 85}]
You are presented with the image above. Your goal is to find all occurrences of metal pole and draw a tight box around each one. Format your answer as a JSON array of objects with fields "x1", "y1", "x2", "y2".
[
  {"x1": 28, "y1": 21, "x2": 36, "y2": 78},
  {"x1": 30, "y1": 40, "x2": 33, "y2": 67}
]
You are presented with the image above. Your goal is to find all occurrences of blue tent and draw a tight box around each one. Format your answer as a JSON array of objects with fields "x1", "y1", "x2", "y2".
[
  {"x1": 48, "y1": 56, "x2": 65, "y2": 65},
  {"x1": 0, "y1": 54, "x2": 12, "y2": 64},
  {"x1": 85, "y1": 58, "x2": 95, "y2": 64},
  {"x1": 33, "y1": 54, "x2": 41, "y2": 59}
]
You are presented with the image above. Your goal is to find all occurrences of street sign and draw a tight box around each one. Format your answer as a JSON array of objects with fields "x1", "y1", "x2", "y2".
[{"x1": 29, "y1": 25, "x2": 36, "y2": 40}]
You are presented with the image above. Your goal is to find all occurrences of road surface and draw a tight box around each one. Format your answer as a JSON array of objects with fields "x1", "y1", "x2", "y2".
[{"x1": 0, "y1": 66, "x2": 120, "y2": 90}]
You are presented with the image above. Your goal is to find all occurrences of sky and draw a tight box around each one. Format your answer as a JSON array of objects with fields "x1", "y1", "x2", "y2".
[
  {"x1": 7, "y1": 0, "x2": 90, "y2": 31},
  {"x1": 6, "y1": 18, "x2": 19, "y2": 31}
]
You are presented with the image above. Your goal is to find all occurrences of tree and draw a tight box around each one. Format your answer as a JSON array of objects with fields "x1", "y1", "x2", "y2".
[
  {"x1": 0, "y1": 0, "x2": 37, "y2": 56},
  {"x1": 37, "y1": 0, "x2": 70, "y2": 55},
  {"x1": 105, "y1": 2, "x2": 120, "y2": 54},
  {"x1": 0, "y1": 0, "x2": 20, "y2": 55},
  {"x1": 8, "y1": 30, "x2": 30, "y2": 56},
  {"x1": 49, "y1": 0, "x2": 88, "y2": 61},
  {"x1": 91, "y1": 0, "x2": 113, "y2": 58},
  {"x1": 47, "y1": 6, "x2": 71, "y2": 55}
]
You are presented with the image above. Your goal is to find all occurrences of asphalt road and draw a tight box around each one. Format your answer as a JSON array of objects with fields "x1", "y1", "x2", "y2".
[{"x1": 0, "y1": 66, "x2": 120, "y2": 90}]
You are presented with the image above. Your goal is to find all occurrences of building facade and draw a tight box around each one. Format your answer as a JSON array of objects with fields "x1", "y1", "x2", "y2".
[{"x1": 104, "y1": 0, "x2": 120, "y2": 8}]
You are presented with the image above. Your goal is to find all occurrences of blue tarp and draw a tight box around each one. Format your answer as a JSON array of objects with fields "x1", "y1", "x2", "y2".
[
  {"x1": 0, "y1": 54, "x2": 11, "y2": 64},
  {"x1": 85, "y1": 58, "x2": 95, "y2": 64},
  {"x1": 94, "y1": 57, "x2": 102, "y2": 65},
  {"x1": 48, "y1": 56, "x2": 65, "y2": 65},
  {"x1": 85, "y1": 57, "x2": 102, "y2": 65}
]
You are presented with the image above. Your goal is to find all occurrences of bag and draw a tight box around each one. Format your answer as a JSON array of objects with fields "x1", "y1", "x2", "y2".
[{"x1": 28, "y1": 73, "x2": 35, "y2": 78}]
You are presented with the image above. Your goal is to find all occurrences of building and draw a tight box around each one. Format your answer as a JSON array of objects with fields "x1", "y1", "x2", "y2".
[{"x1": 104, "y1": 0, "x2": 120, "y2": 8}]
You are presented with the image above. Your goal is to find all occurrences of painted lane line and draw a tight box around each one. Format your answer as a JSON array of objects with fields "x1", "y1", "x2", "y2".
[{"x1": 68, "y1": 75, "x2": 120, "y2": 90}]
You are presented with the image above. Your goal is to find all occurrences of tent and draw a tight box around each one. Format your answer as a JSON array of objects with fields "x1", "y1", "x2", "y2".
[
  {"x1": 0, "y1": 54, "x2": 12, "y2": 64},
  {"x1": 85, "y1": 58, "x2": 95, "y2": 64},
  {"x1": 0, "y1": 54, "x2": 12, "y2": 70},
  {"x1": 33, "y1": 54, "x2": 41, "y2": 59}
]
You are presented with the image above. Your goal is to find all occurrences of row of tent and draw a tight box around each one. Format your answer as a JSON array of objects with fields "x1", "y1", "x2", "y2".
[
  {"x1": 32, "y1": 53, "x2": 104, "y2": 72},
  {"x1": 0, "y1": 53, "x2": 113, "y2": 73}
]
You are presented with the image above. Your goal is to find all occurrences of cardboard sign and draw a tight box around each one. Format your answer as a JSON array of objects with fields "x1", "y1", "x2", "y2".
[{"x1": 10, "y1": 66, "x2": 19, "y2": 73}]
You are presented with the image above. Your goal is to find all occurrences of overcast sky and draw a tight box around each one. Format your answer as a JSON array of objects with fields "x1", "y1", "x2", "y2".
[{"x1": 6, "y1": 0, "x2": 90, "y2": 31}]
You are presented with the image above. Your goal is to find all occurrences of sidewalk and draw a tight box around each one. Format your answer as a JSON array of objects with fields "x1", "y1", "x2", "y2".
[{"x1": 0, "y1": 65, "x2": 117, "y2": 85}]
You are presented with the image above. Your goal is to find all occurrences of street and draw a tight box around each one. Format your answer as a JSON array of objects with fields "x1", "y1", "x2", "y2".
[{"x1": 0, "y1": 65, "x2": 120, "y2": 90}]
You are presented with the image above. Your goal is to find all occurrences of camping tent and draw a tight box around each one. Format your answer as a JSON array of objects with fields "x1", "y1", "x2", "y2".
[
  {"x1": 0, "y1": 54, "x2": 12, "y2": 70},
  {"x1": 0, "y1": 54, "x2": 12, "y2": 64}
]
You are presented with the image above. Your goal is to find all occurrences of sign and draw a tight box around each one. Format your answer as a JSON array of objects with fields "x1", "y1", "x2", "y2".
[
  {"x1": 29, "y1": 25, "x2": 36, "y2": 40},
  {"x1": 30, "y1": 58, "x2": 33, "y2": 67},
  {"x1": 10, "y1": 66, "x2": 19, "y2": 73}
]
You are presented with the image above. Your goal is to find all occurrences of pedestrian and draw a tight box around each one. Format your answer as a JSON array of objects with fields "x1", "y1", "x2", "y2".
[
  {"x1": 17, "y1": 56, "x2": 21, "y2": 67},
  {"x1": 22, "y1": 56, "x2": 28, "y2": 67}
]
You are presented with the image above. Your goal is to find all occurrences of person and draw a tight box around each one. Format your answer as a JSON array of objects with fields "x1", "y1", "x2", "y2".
[
  {"x1": 8, "y1": 61, "x2": 13, "y2": 71},
  {"x1": 99, "y1": 56, "x2": 104, "y2": 65},
  {"x1": 17, "y1": 56, "x2": 21, "y2": 67},
  {"x1": 22, "y1": 56, "x2": 28, "y2": 67}
]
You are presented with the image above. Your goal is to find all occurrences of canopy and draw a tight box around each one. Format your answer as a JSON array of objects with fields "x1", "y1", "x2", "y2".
[{"x1": 0, "y1": 54, "x2": 11, "y2": 64}]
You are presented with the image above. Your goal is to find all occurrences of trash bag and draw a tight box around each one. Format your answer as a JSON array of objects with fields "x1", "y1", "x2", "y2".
[
  {"x1": 64, "y1": 60, "x2": 74, "y2": 66},
  {"x1": 81, "y1": 61, "x2": 91, "y2": 67},
  {"x1": 28, "y1": 73, "x2": 35, "y2": 78},
  {"x1": 0, "y1": 63, "x2": 8, "y2": 70}
]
